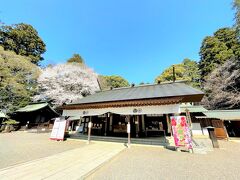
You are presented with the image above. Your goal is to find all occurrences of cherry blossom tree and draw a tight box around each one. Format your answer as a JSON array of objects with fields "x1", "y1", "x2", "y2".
[
  {"x1": 34, "y1": 63, "x2": 100, "y2": 105},
  {"x1": 202, "y1": 58, "x2": 240, "y2": 109}
]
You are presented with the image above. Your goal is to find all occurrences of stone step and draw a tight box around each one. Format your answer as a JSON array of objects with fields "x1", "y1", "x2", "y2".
[{"x1": 70, "y1": 135, "x2": 166, "y2": 146}]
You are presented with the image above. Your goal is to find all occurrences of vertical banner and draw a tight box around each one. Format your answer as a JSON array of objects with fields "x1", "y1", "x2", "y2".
[
  {"x1": 170, "y1": 116, "x2": 192, "y2": 149},
  {"x1": 50, "y1": 117, "x2": 67, "y2": 141}
]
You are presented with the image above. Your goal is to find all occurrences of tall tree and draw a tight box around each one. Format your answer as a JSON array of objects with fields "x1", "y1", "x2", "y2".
[
  {"x1": 0, "y1": 46, "x2": 40, "y2": 113},
  {"x1": 98, "y1": 75, "x2": 130, "y2": 90},
  {"x1": 155, "y1": 58, "x2": 200, "y2": 88},
  {"x1": 0, "y1": 23, "x2": 46, "y2": 64},
  {"x1": 67, "y1": 54, "x2": 84, "y2": 64},
  {"x1": 199, "y1": 28, "x2": 240, "y2": 79},
  {"x1": 34, "y1": 63, "x2": 100, "y2": 105},
  {"x1": 214, "y1": 28, "x2": 240, "y2": 57}
]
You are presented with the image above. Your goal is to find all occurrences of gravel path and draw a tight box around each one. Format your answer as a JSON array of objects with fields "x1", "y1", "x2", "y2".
[
  {"x1": 0, "y1": 131, "x2": 85, "y2": 169},
  {"x1": 87, "y1": 141, "x2": 240, "y2": 180}
]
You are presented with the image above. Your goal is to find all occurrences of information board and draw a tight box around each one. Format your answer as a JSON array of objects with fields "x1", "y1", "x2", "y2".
[
  {"x1": 50, "y1": 117, "x2": 67, "y2": 141},
  {"x1": 170, "y1": 116, "x2": 192, "y2": 149}
]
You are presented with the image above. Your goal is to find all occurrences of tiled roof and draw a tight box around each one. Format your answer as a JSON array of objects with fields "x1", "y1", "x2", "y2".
[
  {"x1": 203, "y1": 110, "x2": 240, "y2": 120},
  {"x1": 69, "y1": 82, "x2": 204, "y2": 105}
]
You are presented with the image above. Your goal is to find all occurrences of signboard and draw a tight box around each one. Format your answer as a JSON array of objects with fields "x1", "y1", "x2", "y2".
[
  {"x1": 50, "y1": 117, "x2": 67, "y2": 141},
  {"x1": 170, "y1": 116, "x2": 192, "y2": 149},
  {"x1": 127, "y1": 123, "x2": 131, "y2": 133}
]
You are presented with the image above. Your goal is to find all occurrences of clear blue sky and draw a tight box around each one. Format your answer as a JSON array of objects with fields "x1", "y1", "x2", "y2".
[{"x1": 0, "y1": 0, "x2": 235, "y2": 84}]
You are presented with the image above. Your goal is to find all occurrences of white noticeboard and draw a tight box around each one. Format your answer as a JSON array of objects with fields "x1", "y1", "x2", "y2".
[
  {"x1": 50, "y1": 117, "x2": 67, "y2": 141},
  {"x1": 127, "y1": 123, "x2": 131, "y2": 133}
]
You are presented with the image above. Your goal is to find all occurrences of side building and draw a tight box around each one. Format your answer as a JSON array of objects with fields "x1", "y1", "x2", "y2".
[{"x1": 14, "y1": 102, "x2": 59, "y2": 130}]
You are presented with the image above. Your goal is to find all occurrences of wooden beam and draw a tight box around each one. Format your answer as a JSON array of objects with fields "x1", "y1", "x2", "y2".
[{"x1": 62, "y1": 97, "x2": 183, "y2": 110}]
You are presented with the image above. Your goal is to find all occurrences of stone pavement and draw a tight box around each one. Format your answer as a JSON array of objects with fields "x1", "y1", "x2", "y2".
[
  {"x1": 192, "y1": 138, "x2": 213, "y2": 154},
  {"x1": 0, "y1": 132, "x2": 85, "y2": 169},
  {"x1": 87, "y1": 140, "x2": 240, "y2": 180},
  {"x1": 0, "y1": 141, "x2": 126, "y2": 180}
]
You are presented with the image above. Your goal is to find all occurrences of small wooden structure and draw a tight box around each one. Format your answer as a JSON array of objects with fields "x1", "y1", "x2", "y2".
[
  {"x1": 198, "y1": 110, "x2": 240, "y2": 138},
  {"x1": 14, "y1": 102, "x2": 59, "y2": 130}
]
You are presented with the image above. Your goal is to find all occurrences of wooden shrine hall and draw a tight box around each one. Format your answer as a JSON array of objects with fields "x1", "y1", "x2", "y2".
[{"x1": 62, "y1": 82, "x2": 204, "y2": 139}]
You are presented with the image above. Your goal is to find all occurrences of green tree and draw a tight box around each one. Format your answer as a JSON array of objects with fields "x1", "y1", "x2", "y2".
[
  {"x1": 234, "y1": 0, "x2": 240, "y2": 36},
  {"x1": 0, "y1": 23, "x2": 46, "y2": 64},
  {"x1": 98, "y1": 75, "x2": 130, "y2": 90},
  {"x1": 67, "y1": 54, "x2": 84, "y2": 64},
  {"x1": 182, "y1": 59, "x2": 201, "y2": 87},
  {"x1": 155, "y1": 64, "x2": 185, "y2": 82},
  {"x1": 155, "y1": 59, "x2": 200, "y2": 87},
  {"x1": 214, "y1": 28, "x2": 240, "y2": 57},
  {"x1": 0, "y1": 46, "x2": 40, "y2": 113},
  {"x1": 199, "y1": 28, "x2": 240, "y2": 79}
]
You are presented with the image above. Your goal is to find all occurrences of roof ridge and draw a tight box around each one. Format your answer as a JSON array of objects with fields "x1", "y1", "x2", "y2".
[{"x1": 99, "y1": 81, "x2": 186, "y2": 93}]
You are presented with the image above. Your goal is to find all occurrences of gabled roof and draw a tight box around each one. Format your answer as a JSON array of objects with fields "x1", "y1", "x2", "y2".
[
  {"x1": 16, "y1": 103, "x2": 49, "y2": 112},
  {"x1": 67, "y1": 82, "x2": 204, "y2": 108},
  {"x1": 16, "y1": 102, "x2": 59, "y2": 115},
  {"x1": 202, "y1": 110, "x2": 240, "y2": 120}
]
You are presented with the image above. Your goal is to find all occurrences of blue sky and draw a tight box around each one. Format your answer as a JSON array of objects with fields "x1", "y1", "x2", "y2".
[{"x1": 0, "y1": 0, "x2": 235, "y2": 84}]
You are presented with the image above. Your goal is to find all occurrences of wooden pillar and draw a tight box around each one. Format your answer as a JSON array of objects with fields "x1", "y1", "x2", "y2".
[
  {"x1": 185, "y1": 109, "x2": 192, "y2": 127},
  {"x1": 109, "y1": 113, "x2": 113, "y2": 131},
  {"x1": 166, "y1": 114, "x2": 172, "y2": 135},
  {"x1": 71, "y1": 121, "x2": 74, "y2": 131},
  {"x1": 104, "y1": 116, "x2": 107, "y2": 136},
  {"x1": 136, "y1": 115, "x2": 140, "y2": 138},
  {"x1": 141, "y1": 115, "x2": 145, "y2": 131},
  {"x1": 222, "y1": 120, "x2": 229, "y2": 141},
  {"x1": 79, "y1": 117, "x2": 82, "y2": 126},
  {"x1": 82, "y1": 117, "x2": 85, "y2": 134}
]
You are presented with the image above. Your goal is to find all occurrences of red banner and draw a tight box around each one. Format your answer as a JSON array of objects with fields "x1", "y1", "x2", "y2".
[{"x1": 170, "y1": 116, "x2": 192, "y2": 149}]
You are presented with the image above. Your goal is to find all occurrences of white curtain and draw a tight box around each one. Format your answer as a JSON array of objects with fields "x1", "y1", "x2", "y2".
[{"x1": 62, "y1": 104, "x2": 180, "y2": 117}]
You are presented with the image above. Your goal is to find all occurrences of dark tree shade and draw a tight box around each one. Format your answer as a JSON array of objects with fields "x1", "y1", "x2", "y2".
[{"x1": 0, "y1": 23, "x2": 46, "y2": 65}]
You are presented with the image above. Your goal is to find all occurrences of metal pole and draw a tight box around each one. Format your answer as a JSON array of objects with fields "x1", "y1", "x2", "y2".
[{"x1": 173, "y1": 65, "x2": 176, "y2": 82}]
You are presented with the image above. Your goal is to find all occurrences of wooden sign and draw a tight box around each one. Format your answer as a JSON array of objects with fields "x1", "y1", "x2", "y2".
[
  {"x1": 170, "y1": 116, "x2": 192, "y2": 149},
  {"x1": 50, "y1": 117, "x2": 67, "y2": 141}
]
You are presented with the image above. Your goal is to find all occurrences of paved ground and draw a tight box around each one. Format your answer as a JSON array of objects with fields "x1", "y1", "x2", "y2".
[
  {"x1": 0, "y1": 131, "x2": 85, "y2": 169},
  {"x1": 0, "y1": 141, "x2": 125, "y2": 180},
  {"x1": 1, "y1": 132, "x2": 240, "y2": 180},
  {"x1": 87, "y1": 140, "x2": 240, "y2": 180}
]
